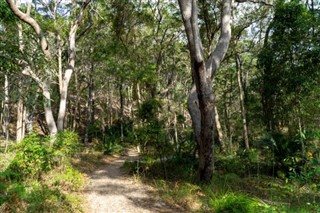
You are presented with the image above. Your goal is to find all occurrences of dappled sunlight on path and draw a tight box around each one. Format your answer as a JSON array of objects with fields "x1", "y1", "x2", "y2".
[{"x1": 84, "y1": 148, "x2": 182, "y2": 213}]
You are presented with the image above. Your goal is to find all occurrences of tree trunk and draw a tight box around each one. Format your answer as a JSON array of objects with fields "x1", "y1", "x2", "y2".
[
  {"x1": 236, "y1": 55, "x2": 249, "y2": 150},
  {"x1": 16, "y1": 0, "x2": 25, "y2": 143},
  {"x1": 187, "y1": 86, "x2": 201, "y2": 151},
  {"x1": 194, "y1": 61, "x2": 215, "y2": 182},
  {"x1": 3, "y1": 75, "x2": 10, "y2": 152},
  {"x1": 72, "y1": 72, "x2": 81, "y2": 131},
  {"x1": 16, "y1": 96, "x2": 25, "y2": 143},
  {"x1": 43, "y1": 80, "x2": 58, "y2": 144},
  {"x1": 178, "y1": 0, "x2": 231, "y2": 182},
  {"x1": 56, "y1": 0, "x2": 91, "y2": 131},
  {"x1": 215, "y1": 105, "x2": 225, "y2": 152},
  {"x1": 119, "y1": 80, "x2": 124, "y2": 142},
  {"x1": 57, "y1": 31, "x2": 75, "y2": 131},
  {"x1": 84, "y1": 64, "x2": 95, "y2": 144},
  {"x1": 25, "y1": 107, "x2": 33, "y2": 133}
]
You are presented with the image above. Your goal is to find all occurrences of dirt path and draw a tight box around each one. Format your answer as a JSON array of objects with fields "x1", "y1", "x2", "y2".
[{"x1": 84, "y1": 148, "x2": 183, "y2": 213}]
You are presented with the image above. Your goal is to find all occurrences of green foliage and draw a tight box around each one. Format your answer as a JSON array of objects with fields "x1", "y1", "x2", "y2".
[
  {"x1": 2, "y1": 132, "x2": 81, "y2": 181},
  {"x1": 103, "y1": 119, "x2": 132, "y2": 154},
  {"x1": 257, "y1": 132, "x2": 304, "y2": 176},
  {"x1": 104, "y1": 143, "x2": 124, "y2": 155},
  {"x1": 0, "y1": 1, "x2": 18, "y2": 24},
  {"x1": 257, "y1": 0, "x2": 320, "y2": 130},
  {"x1": 52, "y1": 166, "x2": 84, "y2": 191},
  {"x1": 54, "y1": 131, "x2": 81, "y2": 157},
  {"x1": 299, "y1": 130, "x2": 320, "y2": 188},
  {"x1": 152, "y1": 180, "x2": 201, "y2": 210},
  {"x1": 215, "y1": 149, "x2": 271, "y2": 177},
  {"x1": 5, "y1": 134, "x2": 52, "y2": 180},
  {"x1": 87, "y1": 122, "x2": 104, "y2": 143},
  {"x1": 124, "y1": 154, "x2": 197, "y2": 180},
  {"x1": 209, "y1": 193, "x2": 267, "y2": 213},
  {"x1": 135, "y1": 99, "x2": 171, "y2": 158},
  {"x1": 0, "y1": 132, "x2": 85, "y2": 212},
  {"x1": 0, "y1": 182, "x2": 80, "y2": 213},
  {"x1": 136, "y1": 99, "x2": 162, "y2": 122}
]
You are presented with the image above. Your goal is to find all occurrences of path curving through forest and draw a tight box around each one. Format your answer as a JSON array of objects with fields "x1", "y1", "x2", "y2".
[{"x1": 84, "y1": 148, "x2": 182, "y2": 213}]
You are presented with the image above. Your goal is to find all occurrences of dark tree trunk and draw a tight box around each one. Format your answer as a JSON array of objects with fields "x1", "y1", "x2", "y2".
[{"x1": 193, "y1": 61, "x2": 215, "y2": 181}]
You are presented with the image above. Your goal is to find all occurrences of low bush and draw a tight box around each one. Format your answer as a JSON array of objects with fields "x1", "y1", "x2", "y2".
[
  {"x1": 54, "y1": 131, "x2": 81, "y2": 157},
  {"x1": 52, "y1": 166, "x2": 85, "y2": 191},
  {"x1": 209, "y1": 192, "x2": 268, "y2": 213},
  {"x1": 0, "y1": 131, "x2": 85, "y2": 212},
  {"x1": 5, "y1": 134, "x2": 52, "y2": 180}
]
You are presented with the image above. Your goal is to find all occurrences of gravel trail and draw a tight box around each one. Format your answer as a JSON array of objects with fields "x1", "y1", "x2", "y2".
[{"x1": 84, "y1": 148, "x2": 183, "y2": 213}]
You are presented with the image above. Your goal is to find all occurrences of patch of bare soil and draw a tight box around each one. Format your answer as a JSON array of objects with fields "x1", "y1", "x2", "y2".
[{"x1": 83, "y1": 148, "x2": 184, "y2": 213}]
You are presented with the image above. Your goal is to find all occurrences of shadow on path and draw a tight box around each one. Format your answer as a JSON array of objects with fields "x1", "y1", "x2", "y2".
[{"x1": 84, "y1": 148, "x2": 184, "y2": 213}]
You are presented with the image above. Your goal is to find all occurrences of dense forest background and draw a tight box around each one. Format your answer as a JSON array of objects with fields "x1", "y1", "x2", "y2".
[{"x1": 0, "y1": 0, "x2": 319, "y2": 212}]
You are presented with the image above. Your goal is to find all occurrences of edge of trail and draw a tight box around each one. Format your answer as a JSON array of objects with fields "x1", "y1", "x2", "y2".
[{"x1": 82, "y1": 147, "x2": 185, "y2": 213}]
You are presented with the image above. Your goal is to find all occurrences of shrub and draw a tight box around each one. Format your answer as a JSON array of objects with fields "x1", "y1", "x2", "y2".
[
  {"x1": 52, "y1": 166, "x2": 85, "y2": 191},
  {"x1": 209, "y1": 193, "x2": 268, "y2": 213},
  {"x1": 54, "y1": 131, "x2": 81, "y2": 157},
  {"x1": 257, "y1": 132, "x2": 304, "y2": 177},
  {"x1": 5, "y1": 134, "x2": 52, "y2": 180}
]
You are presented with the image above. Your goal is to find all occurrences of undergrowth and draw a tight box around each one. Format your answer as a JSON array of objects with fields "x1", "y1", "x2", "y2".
[
  {"x1": 0, "y1": 131, "x2": 85, "y2": 212},
  {"x1": 124, "y1": 147, "x2": 320, "y2": 212}
]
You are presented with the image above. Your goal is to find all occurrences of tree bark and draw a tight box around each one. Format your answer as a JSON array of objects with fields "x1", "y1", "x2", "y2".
[
  {"x1": 3, "y1": 75, "x2": 10, "y2": 152},
  {"x1": 215, "y1": 105, "x2": 225, "y2": 152},
  {"x1": 16, "y1": 94, "x2": 24, "y2": 143},
  {"x1": 16, "y1": 0, "x2": 25, "y2": 142},
  {"x1": 25, "y1": 107, "x2": 33, "y2": 133},
  {"x1": 84, "y1": 64, "x2": 95, "y2": 144},
  {"x1": 178, "y1": 0, "x2": 232, "y2": 182},
  {"x1": 119, "y1": 80, "x2": 124, "y2": 142},
  {"x1": 236, "y1": 54, "x2": 250, "y2": 150},
  {"x1": 43, "y1": 79, "x2": 58, "y2": 145},
  {"x1": 187, "y1": 86, "x2": 201, "y2": 150}
]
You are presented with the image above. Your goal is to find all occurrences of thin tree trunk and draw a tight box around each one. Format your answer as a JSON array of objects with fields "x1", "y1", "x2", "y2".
[
  {"x1": 16, "y1": 83, "x2": 24, "y2": 143},
  {"x1": 84, "y1": 64, "x2": 95, "y2": 144},
  {"x1": 16, "y1": 0, "x2": 25, "y2": 143},
  {"x1": 16, "y1": 91, "x2": 26, "y2": 143},
  {"x1": 3, "y1": 75, "x2": 10, "y2": 152},
  {"x1": 187, "y1": 86, "x2": 201, "y2": 152},
  {"x1": 56, "y1": 0, "x2": 91, "y2": 131},
  {"x1": 297, "y1": 106, "x2": 305, "y2": 157},
  {"x1": 136, "y1": 83, "x2": 141, "y2": 106},
  {"x1": 236, "y1": 55, "x2": 249, "y2": 150},
  {"x1": 43, "y1": 79, "x2": 58, "y2": 145},
  {"x1": 73, "y1": 72, "x2": 81, "y2": 131},
  {"x1": 25, "y1": 107, "x2": 33, "y2": 133},
  {"x1": 222, "y1": 78, "x2": 231, "y2": 141},
  {"x1": 128, "y1": 85, "x2": 133, "y2": 119},
  {"x1": 119, "y1": 80, "x2": 124, "y2": 142},
  {"x1": 215, "y1": 105, "x2": 225, "y2": 152},
  {"x1": 173, "y1": 111, "x2": 179, "y2": 154},
  {"x1": 90, "y1": 65, "x2": 95, "y2": 123}
]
